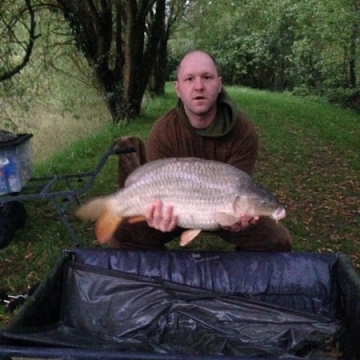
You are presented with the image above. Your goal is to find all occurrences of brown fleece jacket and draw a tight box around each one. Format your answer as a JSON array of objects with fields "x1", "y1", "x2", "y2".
[{"x1": 146, "y1": 89, "x2": 259, "y2": 175}]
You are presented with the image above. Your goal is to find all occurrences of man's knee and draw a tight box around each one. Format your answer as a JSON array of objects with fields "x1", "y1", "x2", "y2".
[
  {"x1": 274, "y1": 223, "x2": 292, "y2": 251},
  {"x1": 251, "y1": 218, "x2": 292, "y2": 252},
  {"x1": 109, "y1": 219, "x2": 180, "y2": 250},
  {"x1": 268, "y1": 233, "x2": 292, "y2": 252},
  {"x1": 216, "y1": 217, "x2": 292, "y2": 252}
]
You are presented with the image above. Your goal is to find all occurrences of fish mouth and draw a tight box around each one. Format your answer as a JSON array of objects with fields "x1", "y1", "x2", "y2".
[{"x1": 271, "y1": 206, "x2": 286, "y2": 222}]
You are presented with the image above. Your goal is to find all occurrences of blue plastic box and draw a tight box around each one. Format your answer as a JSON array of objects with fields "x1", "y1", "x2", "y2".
[{"x1": 0, "y1": 134, "x2": 33, "y2": 195}]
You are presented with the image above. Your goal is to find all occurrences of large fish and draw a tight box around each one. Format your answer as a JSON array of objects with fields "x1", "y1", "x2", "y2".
[{"x1": 76, "y1": 157, "x2": 286, "y2": 246}]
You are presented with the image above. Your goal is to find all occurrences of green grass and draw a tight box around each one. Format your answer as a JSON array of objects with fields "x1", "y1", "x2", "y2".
[
  {"x1": 0, "y1": 84, "x2": 359, "y2": 325},
  {"x1": 233, "y1": 87, "x2": 359, "y2": 256}
]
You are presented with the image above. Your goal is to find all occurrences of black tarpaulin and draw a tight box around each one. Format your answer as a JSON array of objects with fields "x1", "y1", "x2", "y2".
[
  {"x1": 72, "y1": 250, "x2": 341, "y2": 318},
  {"x1": 58, "y1": 261, "x2": 340, "y2": 356},
  {"x1": 1, "y1": 249, "x2": 360, "y2": 360}
]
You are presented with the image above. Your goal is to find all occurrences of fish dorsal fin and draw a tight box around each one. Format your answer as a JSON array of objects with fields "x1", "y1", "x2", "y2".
[
  {"x1": 215, "y1": 212, "x2": 239, "y2": 227},
  {"x1": 180, "y1": 229, "x2": 202, "y2": 246},
  {"x1": 128, "y1": 215, "x2": 147, "y2": 224},
  {"x1": 96, "y1": 212, "x2": 123, "y2": 244}
]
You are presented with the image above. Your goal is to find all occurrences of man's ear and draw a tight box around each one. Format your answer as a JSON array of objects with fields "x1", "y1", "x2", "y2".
[{"x1": 174, "y1": 81, "x2": 180, "y2": 97}]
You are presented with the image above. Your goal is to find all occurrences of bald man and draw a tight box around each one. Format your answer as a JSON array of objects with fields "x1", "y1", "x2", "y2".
[{"x1": 110, "y1": 50, "x2": 292, "y2": 252}]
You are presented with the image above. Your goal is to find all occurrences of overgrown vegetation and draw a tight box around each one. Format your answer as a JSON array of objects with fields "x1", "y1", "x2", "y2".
[
  {"x1": 0, "y1": 85, "x2": 359, "y2": 326},
  {"x1": 172, "y1": 0, "x2": 360, "y2": 106},
  {"x1": 2, "y1": 0, "x2": 360, "y2": 129}
]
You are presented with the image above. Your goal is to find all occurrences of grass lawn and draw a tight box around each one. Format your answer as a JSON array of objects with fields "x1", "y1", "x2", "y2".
[{"x1": 0, "y1": 84, "x2": 359, "y2": 325}]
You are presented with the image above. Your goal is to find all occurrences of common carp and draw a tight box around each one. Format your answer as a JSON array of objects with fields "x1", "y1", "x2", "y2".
[{"x1": 76, "y1": 157, "x2": 286, "y2": 246}]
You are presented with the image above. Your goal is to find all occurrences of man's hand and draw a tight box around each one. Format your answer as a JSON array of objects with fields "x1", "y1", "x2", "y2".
[
  {"x1": 145, "y1": 200, "x2": 178, "y2": 232},
  {"x1": 222, "y1": 215, "x2": 259, "y2": 232}
]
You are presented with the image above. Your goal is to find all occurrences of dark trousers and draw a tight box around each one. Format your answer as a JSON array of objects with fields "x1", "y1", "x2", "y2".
[{"x1": 109, "y1": 217, "x2": 292, "y2": 252}]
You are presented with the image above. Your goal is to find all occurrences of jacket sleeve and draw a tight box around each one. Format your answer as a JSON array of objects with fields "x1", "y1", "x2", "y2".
[
  {"x1": 225, "y1": 114, "x2": 259, "y2": 176},
  {"x1": 146, "y1": 112, "x2": 178, "y2": 161}
]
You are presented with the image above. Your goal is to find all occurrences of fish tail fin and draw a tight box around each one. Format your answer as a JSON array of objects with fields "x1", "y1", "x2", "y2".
[
  {"x1": 96, "y1": 211, "x2": 124, "y2": 244},
  {"x1": 76, "y1": 196, "x2": 108, "y2": 221},
  {"x1": 76, "y1": 197, "x2": 123, "y2": 244}
]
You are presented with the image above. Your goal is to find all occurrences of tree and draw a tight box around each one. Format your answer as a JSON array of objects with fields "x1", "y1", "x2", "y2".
[
  {"x1": 0, "y1": 0, "x2": 39, "y2": 82},
  {"x1": 170, "y1": 0, "x2": 360, "y2": 105},
  {"x1": 348, "y1": 0, "x2": 360, "y2": 88},
  {"x1": 148, "y1": 0, "x2": 188, "y2": 95},
  {"x1": 51, "y1": 0, "x2": 166, "y2": 122}
]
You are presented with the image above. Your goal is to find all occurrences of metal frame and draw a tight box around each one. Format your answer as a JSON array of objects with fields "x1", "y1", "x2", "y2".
[{"x1": 0, "y1": 141, "x2": 135, "y2": 246}]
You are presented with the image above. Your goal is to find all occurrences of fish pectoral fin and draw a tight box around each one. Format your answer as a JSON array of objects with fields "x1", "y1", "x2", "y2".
[
  {"x1": 128, "y1": 215, "x2": 147, "y2": 224},
  {"x1": 215, "y1": 212, "x2": 239, "y2": 227},
  {"x1": 96, "y1": 212, "x2": 123, "y2": 244},
  {"x1": 180, "y1": 229, "x2": 202, "y2": 247}
]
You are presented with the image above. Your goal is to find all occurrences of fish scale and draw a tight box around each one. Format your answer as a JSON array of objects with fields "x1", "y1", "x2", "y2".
[
  {"x1": 77, "y1": 157, "x2": 286, "y2": 245},
  {"x1": 120, "y1": 165, "x2": 239, "y2": 228},
  {"x1": 113, "y1": 179, "x2": 231, "y2": 229}
]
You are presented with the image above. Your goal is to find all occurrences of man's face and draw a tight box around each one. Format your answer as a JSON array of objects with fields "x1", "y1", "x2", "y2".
[{"x1": 175, "y1": 52, "x2": 222, "y2": 123}]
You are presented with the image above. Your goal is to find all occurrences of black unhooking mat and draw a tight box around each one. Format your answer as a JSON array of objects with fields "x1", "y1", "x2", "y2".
[{"x1": 1, "y1": 249, "x2": 360, "y2": 360}]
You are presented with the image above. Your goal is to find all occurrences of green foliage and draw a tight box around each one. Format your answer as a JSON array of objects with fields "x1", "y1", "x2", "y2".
[
  {"x1": 170, "y1": 0, "x2": 360, "y2": 106},
  {"x1": 2, "y1": 0, "x2": 360, "y2": 131},
  {"x1": 0, "y1": 4, "x2": 96, "y2": 132}
]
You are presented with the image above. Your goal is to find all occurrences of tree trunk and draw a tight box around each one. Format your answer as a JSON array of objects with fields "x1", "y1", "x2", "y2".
[
  {"x1": 54, "y1": 0, "x2": 165, "y2": 123},
  {"x1": 349, "y1": 40, "x2": 356, "y2": 88},
  {"x1": 348, "y1": 0, "x2": 360, "y2": 88},
  {"x1": 121, "y1": 0, "x2": 165, "y2": 120},
  {"x1": 148, "y1": 34, "x2": 168, "y2": 96},
  {"x1": 147, "y1": 0, "x2": 188, "y2": 95}
]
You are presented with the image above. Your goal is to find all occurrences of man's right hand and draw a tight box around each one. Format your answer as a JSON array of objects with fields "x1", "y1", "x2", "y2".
[{"x1": 145, "y1": 200, "x2": 178, "y2": 232}]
